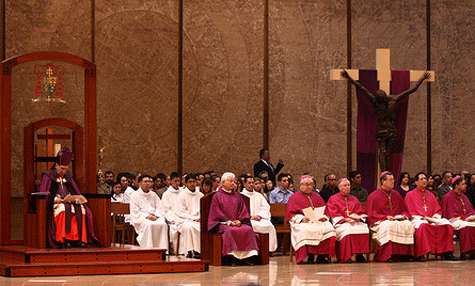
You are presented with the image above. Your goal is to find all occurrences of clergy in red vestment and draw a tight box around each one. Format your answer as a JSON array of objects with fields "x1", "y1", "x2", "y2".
[
  {"x1": 441, "y1": 176, "x2": 475, "y2": 258},
  {"x1": 39, "y1": 147, "x2": 98, "y2": 248},
  {"x1": 326, "y1": 178, "x2": 369, "y2": 263},
  {"x1": 287, "y1": 175, "x2": 336, "y2": 264},
  {"x1": 207, "y1": 172, "x2": 259, "y2": 262},
  {"x1": 405, "y1": 172, "x2": 455, "y2": 260},
  {"x1": 367, "y1": 172, "x2": 414, "y2": 262}
]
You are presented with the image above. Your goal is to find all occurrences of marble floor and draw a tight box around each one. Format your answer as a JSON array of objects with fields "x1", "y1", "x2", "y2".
[{"x1": 1, "y1": 256, "x2": 474, "y2": 286}]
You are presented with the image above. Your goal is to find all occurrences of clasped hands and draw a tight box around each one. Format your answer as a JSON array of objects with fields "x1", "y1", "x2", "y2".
[
  {"x1": 146, "y1": 214, "x2": 158, "y2": 221},
  {"x1": 302, "y1": 217, "x2": 327, "y2": 223},
  {"x1": 251, "y1": 215, "x2": 262, "y2": 221},
  {"x1": 227, "y1": 220, "x2": 242, "y2": 226},
  {"x1": 449, "y1": 215, "x2": 475, "y2": 223},
  {"x1": 345, "y1": 213, "x2": 366, "y2": 223},
  {"x1": 386, "y1": 215, "x2": 407, "y2": 221}
]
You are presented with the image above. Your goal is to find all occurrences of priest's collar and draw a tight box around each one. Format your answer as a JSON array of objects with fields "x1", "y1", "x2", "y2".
[
  {"x1": 185, "y1": 187, "x2": 198, "y2": 194},
  {"x1": 138, "y1": 187, "x2": 152, "y2": 195},
  {"x1": 220, "y1": 187, "x2": 233, "y2": 194},
  {"x1": 167, "y1": 186, "x2": 180, "y2": 193}
]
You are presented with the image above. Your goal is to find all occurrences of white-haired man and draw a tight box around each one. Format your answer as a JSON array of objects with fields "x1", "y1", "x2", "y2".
[
  {"x1": 326, "y1": 178, "x2": 370, "y2": 263},
  {"x1": 208, "y1": 172, "x2": 259, "y2": 263}
]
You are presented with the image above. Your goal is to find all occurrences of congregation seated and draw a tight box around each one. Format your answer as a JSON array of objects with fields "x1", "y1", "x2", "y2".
[
  {"x1": 207, "y1": 172, "x2": 259, "y2": 264},
  {"x1": 349, "y1": 170, "x2": 368, "y2": 203},
  {"x1": 326, "y1": 178, "x2": 369, "y2": 263},
  {"x1": 129, "y1": 175, "x2": 168, "y2": 249},
  {"x1": 286, "y1": 175, "x2": 336, "y2": 264},
  {"x1": 40, "y1": 147, "x2": 98, "y2": 248},
  {"x1": 367, "y1": 172, "x2": 414, "y2": 262},
  {"x1": 111, "y1": 182, "x2": 124, "y2": 202},
  {"x1": 319, "y1": 174, "x2": 338, "y2": 203},
  {"x1": 269, "y1": 173, "x2": 293, "y2": 204},
  {"x1": 241, "y1": 175, "x2": 278, "y2": 253},
  {"x1": 397, "y1": 172, "x2": 412, "y2": 198},
  {"x1": 437, "y1": 171, "x2": 453, "y2": 201}
]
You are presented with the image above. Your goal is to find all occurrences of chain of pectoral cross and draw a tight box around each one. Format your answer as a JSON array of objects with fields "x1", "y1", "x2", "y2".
[
  {"x1": 422, "y1": 193, "x2": 428, "y2": 213},
  {"x1": 384, "y1": 191, "x2": 393, "y2": 211},
  {"x1": 306, "y1": 196, "x2": 315, "y2": 209},
  {"x1": 459, "y1": 197, "x2": 467, "y2": 214},
  {"x1": 345, "y1": 197, "x2": 350, "y2": 217}
]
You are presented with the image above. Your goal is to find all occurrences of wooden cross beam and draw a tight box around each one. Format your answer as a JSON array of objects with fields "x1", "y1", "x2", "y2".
[{"x1": 330, "y1": 48, "x2": 435, "y2": 94}]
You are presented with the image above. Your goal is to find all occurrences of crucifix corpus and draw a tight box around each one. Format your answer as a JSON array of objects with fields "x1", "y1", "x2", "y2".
[{"x1": 330, "y1": 48, "x2": 435, "y2": 172}]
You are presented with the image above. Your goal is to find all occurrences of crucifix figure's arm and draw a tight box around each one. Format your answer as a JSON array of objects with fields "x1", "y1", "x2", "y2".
[
  {"x1": 395, "y1": 71, "x2": 431, "y2": 103},
  {"x1": 341, "y1": 70, "x2": 375, "y2": 101}
]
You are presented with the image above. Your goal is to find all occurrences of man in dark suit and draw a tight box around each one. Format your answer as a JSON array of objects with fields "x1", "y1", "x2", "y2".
[{"x1": 253, "y1": 149, "x2": 284, "y2": 184}]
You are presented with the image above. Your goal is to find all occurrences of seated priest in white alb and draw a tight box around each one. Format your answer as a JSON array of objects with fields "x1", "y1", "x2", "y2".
[
  {"x1": 241, "y1": 175, "x2": 278, "y2": 252},
  {"x1": 129, "y1": 174, "x2": 168, "y2": 249},
  {"x1": 326, "y1": 178, "x2": 370, "y2": 263},
  {"x1": 286, "y1": 175, "x2": 336, "y2": 264},
  {"x1": 176, "y1": 173, "x2": 204, "y2": 258},
  {"x1": 160, "y1": 171, "x2": 183, "y2": 254}
]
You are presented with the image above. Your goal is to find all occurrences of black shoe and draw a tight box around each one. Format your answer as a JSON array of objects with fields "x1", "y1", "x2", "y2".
[
  {"x1": 306, "y1": 254, "x2": 315, "y2": 264},
  {"x1": 356, "y1": 254, "x2": 367, "y2": 263},
  {"x1": 79, "y1": 242, "x2": 87, "y2": 248},
  {"x1": 444, "y1": 253, "x2": 457, "y2": 261},
  {"x1": 316, "y1": 255, "x2": 330, "y2": 264},
  {"x1": 186, "y1": 251, "x2": 193, "y2": 258},
  {"x1": 242, "y1": 257, "x2": 256, "y2": 266},
  {"x1": 415, "y1": 255, "x2": 427, "y2": 262},
  {"x1": 193, "y1": 251, "x2": 201, "y2": 259},
  {"x1": 64, "y1": 242, "x2": 72, "y2": 248}
]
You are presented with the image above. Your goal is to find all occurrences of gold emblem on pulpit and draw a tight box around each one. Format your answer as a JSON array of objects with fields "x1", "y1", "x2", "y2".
[{"x1": 33, "y1": 64, "x2": 66, "y2": 103}]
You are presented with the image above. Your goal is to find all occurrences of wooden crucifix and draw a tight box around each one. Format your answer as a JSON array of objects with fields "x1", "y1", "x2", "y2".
[{"x1": 330, "y1": 48, "x2": 435, "y2": 173}]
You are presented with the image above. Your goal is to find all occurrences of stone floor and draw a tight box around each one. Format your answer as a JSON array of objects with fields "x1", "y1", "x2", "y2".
[{"x1": 1, "y1": 256, "x2": 474, "y2": 286}]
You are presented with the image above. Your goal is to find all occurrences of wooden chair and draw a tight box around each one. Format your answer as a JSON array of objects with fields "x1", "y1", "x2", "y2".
[
  {"x1": 200, "y1": 192, "x2": 269, "y2": 266},
  {"x1": 26, "y1": 193, "x2": 112, "y2": 248},
  {"x1": 110, "y1": 202, "x2": 135, "y2": 246},
  {"x1": 270, "y1": 204, "x2": 294, "y2": 261}
]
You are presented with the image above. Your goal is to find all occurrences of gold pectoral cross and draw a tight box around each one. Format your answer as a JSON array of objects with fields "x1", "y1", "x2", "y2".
[{"x1": 345, "y1": 198, "x2": 350, "y2": 217}]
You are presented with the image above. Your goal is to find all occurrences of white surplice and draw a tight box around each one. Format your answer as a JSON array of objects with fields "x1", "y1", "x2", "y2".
[
  {"x1": 122, "y1": 186, "x2": 136, "y2": 203},
  {"x1": 176, "y1": 188, "x2": 204, "y2": 254},
  {"x1": 289, "y1": 214, "x2": 336, "y2": 251},
  {"x1": 241, "y1": 188, "x2": 278, "y2": 252},
  {"x1": 161, "y1": 186, "x2": 184, "y2": 253},
  {"x1": 129, "y1": 188, "x2": 168, "y2": 249}
]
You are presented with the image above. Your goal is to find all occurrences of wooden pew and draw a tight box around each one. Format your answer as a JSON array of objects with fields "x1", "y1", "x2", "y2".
[{"x1": 270, "y1": 203, "x2": 293, "y2": 261}]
